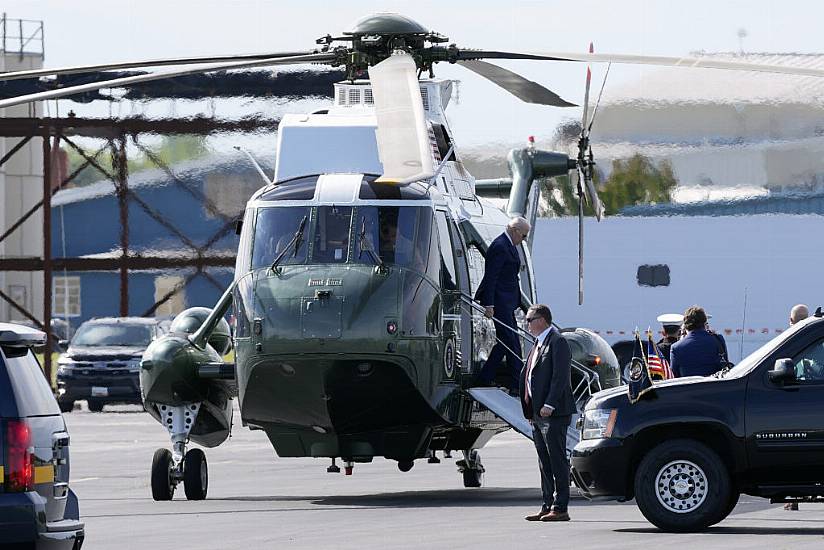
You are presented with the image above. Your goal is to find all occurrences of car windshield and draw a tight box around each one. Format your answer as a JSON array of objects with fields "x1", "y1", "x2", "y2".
[
  {"x1": 72, "y1": 323, "x2": 153, "y2": 347},
  {"x1": 722, "y1": 320, "x2": 809, "y2": 378}
]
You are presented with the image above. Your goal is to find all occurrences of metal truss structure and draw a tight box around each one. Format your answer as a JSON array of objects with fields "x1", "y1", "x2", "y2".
[{"x1": 0, "y1": 115, "x2": 278, "y2": 380}]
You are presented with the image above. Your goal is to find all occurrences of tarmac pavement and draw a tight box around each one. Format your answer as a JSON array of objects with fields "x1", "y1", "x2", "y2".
[{"x1": 64, "y1": 403, "x2": 824, "y2": 549}]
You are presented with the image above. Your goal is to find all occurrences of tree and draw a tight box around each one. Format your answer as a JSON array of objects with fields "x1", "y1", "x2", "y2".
[{"x1": 540, "y1": 153, "x2": 677, "y2": 217}]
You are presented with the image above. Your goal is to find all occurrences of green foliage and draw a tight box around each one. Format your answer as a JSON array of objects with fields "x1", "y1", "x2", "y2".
[
  {"x1": 541, "y1": 153, "x2": 678, "y2": 217},
  {"x1": 64, "y1": 135, "x2": 208, "y2": 187}
]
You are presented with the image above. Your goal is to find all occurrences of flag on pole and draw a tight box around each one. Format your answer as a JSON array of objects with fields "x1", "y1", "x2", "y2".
[
  {"x1": 647, "y1": 330, "x2": 673, "y2": 380},
  {"x1": 627, "y1": 329, "x2": 654, "y2": 404}
]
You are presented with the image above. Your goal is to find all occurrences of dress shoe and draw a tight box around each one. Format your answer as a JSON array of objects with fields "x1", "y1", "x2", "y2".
[
  {"x1": 784, "y1": 502, "x2": 799, "y2": 511},
  {"x1": 524, "y1": 510, "x2": 551, "y2": 521},
  {"x1": 541, "y1": 510, "x2": 570, "y2": 522}
]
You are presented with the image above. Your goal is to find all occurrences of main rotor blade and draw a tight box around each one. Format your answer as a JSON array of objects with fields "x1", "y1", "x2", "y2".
[
  {"x1": 456, "y1": 60, "x2": 576, "y2": 107},
  {"x1": 0, "y1": 51, "x2": 319, "y2": 82},
  {"x1": 369, "y1": 52, "x2": 434, "y2": 184},
  {"x1": 0, "y1": 52, "x2": 336, "y2": 109},
  {"x1": 458, "y1": 49, "x2": 824, "y2": 78},
  {"x1": 529, "y1": 51, "x2": 824, "y2": 78}
]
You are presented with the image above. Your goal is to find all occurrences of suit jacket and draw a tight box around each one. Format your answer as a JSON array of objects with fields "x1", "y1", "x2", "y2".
[
  {"x1": 474, "y1": 233, "x2": 521, "y2": 311},
  {"x1": 520, "y1": 329, "x2": 576, "y2": 420},
  {"x1": 670, "y1": 329, "x2": 725, "y2": 377}
]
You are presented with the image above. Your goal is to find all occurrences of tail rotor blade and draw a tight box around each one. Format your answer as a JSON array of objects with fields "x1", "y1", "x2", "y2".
[
  {"x1": 581, "y1": 42, "x2": 594, "y2": 134},
  {"x1": 577, "y1": 167, "x2": 585, "y2": 306}
]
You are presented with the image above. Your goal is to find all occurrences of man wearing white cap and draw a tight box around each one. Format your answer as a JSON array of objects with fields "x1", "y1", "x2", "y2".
[{"x1": 656, "y1": 313, "x2": 683, "y2": 364}]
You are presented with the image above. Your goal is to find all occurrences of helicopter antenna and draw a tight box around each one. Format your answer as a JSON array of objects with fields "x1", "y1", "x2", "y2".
[{"x1": 233, "y1": 146, "x2": 274, "y2": 186}]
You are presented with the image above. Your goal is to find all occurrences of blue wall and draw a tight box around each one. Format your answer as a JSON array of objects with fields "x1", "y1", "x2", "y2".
[{"x1": 50, "y1": 158, "x2": 261, "y2": 326}]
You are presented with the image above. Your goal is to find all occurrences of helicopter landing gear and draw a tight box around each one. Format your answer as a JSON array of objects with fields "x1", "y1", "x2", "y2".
[
  {"x1": 456, "y1": 449, "x2": 484, "y2": 488},
  {"x1": 427, "y1": 450, "x2": 441, "y2": 464},
  {"x1": 151, "y1": 403, "x2": 206, "y2": 501},
  {"x1": 397, "y1": 460, "x2": 414, "y2": 472},
  {"x1": 327, "y1": 458, "x2": 341, "y2": 473}
]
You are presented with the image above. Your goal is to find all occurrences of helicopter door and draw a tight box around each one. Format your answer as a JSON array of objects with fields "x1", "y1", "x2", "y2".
[{"x1": 435, "y1": 211, "x2": 472, "y2": 379}]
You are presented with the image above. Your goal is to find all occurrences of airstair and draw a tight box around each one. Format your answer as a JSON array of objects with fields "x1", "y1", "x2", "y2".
[{"x1": 459, "y1": 294, "x2": 602, "y2": 452}]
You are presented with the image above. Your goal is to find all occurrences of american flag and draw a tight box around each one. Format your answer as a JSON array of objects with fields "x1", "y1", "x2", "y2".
[{"x1": 647, "y1": 332, "x2": 674, "y2": 380}]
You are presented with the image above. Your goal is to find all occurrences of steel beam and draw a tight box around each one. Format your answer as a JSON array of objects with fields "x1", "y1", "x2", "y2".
[
  {"x1": 0, "y1": 256, "x2": 235, "y2": 271},
  {"x1": 43, "y1": 135, "x2": 53, "y2": 382}
]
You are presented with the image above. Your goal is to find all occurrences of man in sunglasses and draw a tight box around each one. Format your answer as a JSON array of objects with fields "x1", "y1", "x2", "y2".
[
  {"x1": 474, "y1": 217, "x2": 530, "y2": 390},
  {"x1": 520, "y1": 304, "x2": 575, "y2": 522}
]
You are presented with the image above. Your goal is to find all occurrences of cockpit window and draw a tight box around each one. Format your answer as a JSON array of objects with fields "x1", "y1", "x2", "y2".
[
  {"x1": 314, "y1": 206, "x2": 353, "y2": 263},
  {"x1": 258, "y1": 175, "x2": 318, "y2": 201},
  {"x1": 354, "y1": 206, "x2": 434, "y2": 273},
  {"x1": 250, "y1": 206, "x2": 311, "y2": 270},
  {"x1": 247, "y1": 205, "x2": 435, "y2": 271}
]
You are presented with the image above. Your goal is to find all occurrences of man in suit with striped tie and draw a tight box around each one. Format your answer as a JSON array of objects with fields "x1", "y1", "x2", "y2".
[{"x1": 520, "y1": 304, "x2": 575, "y2": 522}]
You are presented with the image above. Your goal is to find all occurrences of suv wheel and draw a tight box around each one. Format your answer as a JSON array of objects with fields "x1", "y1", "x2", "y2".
[
  {"x1": 58, "y1": 397, "x2": 75, "y2": 413},
  {"x1": 634, "y1": 439, "x2": 731, "y2": 532},
  {"x1": 87, "y1": 399, "x2": 105, "y2": 412}
]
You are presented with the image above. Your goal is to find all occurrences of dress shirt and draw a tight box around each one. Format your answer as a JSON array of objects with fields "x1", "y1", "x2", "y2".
[{"x1": 527, "y1": 326, "x2": 555, "y2": 412}]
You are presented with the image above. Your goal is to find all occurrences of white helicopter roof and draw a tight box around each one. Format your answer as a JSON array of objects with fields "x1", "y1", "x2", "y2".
[{"x1": 274, "y1": 78, "x2": 454, "y2": 182}]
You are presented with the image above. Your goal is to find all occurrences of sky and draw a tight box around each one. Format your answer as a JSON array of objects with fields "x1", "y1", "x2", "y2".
[{"x1": 3, "y1": 0, "x2": 823, "y2": 151}]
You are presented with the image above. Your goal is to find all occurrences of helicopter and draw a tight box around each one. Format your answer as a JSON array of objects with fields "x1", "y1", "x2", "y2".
[{"x1": 3, "y1": 12, "x2": 823, "y2": 501}]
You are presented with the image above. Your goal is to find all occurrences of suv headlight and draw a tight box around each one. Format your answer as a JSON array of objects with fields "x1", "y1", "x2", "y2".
[{"x1": 582, "y1": 409, "x2": 618, "y2": 440}]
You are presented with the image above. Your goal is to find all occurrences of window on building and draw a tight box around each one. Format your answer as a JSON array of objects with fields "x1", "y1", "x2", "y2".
[
  {"x1": 53, "y1": 276, "x2": 81, "y2": 317},
  {"x1": 637, "y1": 264, "x2": 670, "y2": 287}
]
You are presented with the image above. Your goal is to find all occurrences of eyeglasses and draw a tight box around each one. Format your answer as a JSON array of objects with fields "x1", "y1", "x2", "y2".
[{"x1": 526, "y1": 316, "x2": 539, "y2": 323}]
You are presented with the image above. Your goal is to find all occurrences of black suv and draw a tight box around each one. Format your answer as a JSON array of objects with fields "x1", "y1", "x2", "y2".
[
  {"x1": 56, "y1": 317, "x2": 165, "y2": 412},
  {"x1": 0, "y1": 322, "x2": 84, "y2": 549},
  {"x1": 572, "y1": 311, "x2": 824, "y2": 532}
]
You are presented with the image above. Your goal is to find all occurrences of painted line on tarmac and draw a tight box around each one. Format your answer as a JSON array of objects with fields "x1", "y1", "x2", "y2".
[{"x1": 71, "y1": 477, "x2": 100, "y2": 483}]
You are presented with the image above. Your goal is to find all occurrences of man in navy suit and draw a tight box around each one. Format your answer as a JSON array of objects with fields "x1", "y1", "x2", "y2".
[
  {"x1": 520, "y1": 304, "x2": 575, "y2": 522},
  {"x1": 670, "y1": 306, "x2": 728, "y2": 377},
  {"x1": 474, "y1": 217, "x2": 529, "y2": 389}
]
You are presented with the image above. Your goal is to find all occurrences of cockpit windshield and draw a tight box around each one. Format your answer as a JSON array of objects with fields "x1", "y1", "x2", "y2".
[
  {"x1": 354, "y1": 206, "x2": 432, "y2": 272},
  {"x1": 251, "y1": 207, "x2": 311, "y2": 269},
  {"x1": 247, "y1": 205, "x2": 434, "y2": 272}
]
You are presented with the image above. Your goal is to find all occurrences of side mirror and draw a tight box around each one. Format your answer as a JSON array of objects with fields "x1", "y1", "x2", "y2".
[
  {"x1": 57, "y1": 339, "x2": 69, "y2": 351},
  {"x1": 768, "y1": 358, "x2": 796, "y2": 385}
]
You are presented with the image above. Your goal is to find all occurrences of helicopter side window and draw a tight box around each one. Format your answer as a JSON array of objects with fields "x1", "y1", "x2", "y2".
[
  {"x1": 313, "y1": 206, "x2": 352, "y2": 263},
  {"x1": 250, "y1": 206, "x2": 311, "y2": 270},
  {"x1": 235, "y1": 208, "x2": 255, "y2": 274},
  {"x1": 435, "y1": 212, "x2": 457, "y2": 291}
]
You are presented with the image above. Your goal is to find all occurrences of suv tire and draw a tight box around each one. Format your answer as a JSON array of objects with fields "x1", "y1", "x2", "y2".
[
  {"x1": 87, "y1": 399, "x2": 105, "y2": 412},
  {"x1": 58, "y1": 397, "x2": 75, "y2": 413},
  {"x1": 634, "y1": 439, "x2": 731, "y2": 532}
]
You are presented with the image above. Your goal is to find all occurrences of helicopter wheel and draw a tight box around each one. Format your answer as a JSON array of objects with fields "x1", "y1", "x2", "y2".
[
  {"x1": 398, "y1": 460, "x2": 414, "y2": 472},
  {"x1": 151, "y1": 448, "x2": 175, "y2": 501},
  {"x1": 183, "y1": 448, "x2": 208, "y2": 500}
]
